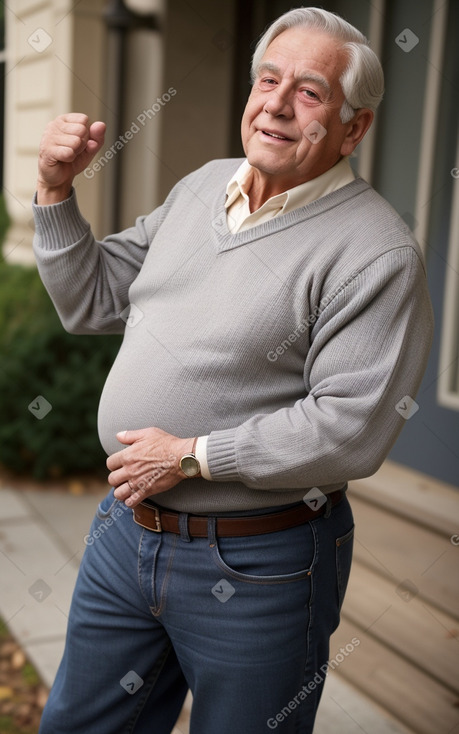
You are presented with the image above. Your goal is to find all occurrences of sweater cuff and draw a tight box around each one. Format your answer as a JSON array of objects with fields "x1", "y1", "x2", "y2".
[
  {"x1": 206, "y1": 428, "x2": 240, "y2": 481},
  {"x1": 195, "y1": 436, "x2": 212, "y2": 480},
  {"x1": 32, "y1": 188, "x2": 90, "y2": 251}
]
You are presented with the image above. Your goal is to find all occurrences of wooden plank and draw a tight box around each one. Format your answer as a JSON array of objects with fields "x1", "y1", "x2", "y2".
[
  {"x1": 349, "y1": 494, "x2": 459, "y2": 617},
  {"x1": 349, "y1": 460, "x2": 459, "y2": 538},
  {"x1": 341, "y1": 562, "x2": 459, "y2": 691},
  {"x1": 317, "y1": 672, "x2": 414, "y2": 734},
  {"x1": 330, "y1": 618, "x2": 459, "y2": 734}
]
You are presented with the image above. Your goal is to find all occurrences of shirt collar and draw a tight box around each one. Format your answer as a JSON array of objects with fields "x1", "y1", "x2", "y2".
[{"x1": 225, "y1": 157, "x2": 355, "y2": 214}]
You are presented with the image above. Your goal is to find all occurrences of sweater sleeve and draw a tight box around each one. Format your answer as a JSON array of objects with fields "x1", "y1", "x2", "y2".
[
  {"x1": 32, "y1": 189, "x2": 167, "y2": 335},
  {"x1": 206, "y1": 246, "x2": 434, "y2": 489}
]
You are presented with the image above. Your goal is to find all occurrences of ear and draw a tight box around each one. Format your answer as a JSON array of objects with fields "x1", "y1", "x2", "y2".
[{"x1": 340, "y1": 109, "x2": 374, "y2": 156}]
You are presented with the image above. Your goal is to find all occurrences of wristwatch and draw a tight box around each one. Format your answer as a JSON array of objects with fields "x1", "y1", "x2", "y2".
[{"x1": 179, "y1": 438, "x2": 201, "y2": 478}]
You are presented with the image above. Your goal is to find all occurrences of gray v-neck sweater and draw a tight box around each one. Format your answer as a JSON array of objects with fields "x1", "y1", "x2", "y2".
[{"x1": 33, "y1": 158, "x2": 433, "y2": 513}]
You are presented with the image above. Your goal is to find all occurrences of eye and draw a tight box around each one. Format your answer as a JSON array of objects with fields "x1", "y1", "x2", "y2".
[
  {"x1": 302, "y1": 89, "x2": 320, "y2": 100},
  {"x1": 259, "y1": 77, "x2": 278, "y2": 88}
]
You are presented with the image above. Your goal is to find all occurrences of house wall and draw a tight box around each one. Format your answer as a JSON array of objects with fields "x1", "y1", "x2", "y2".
[
  {"x1": 3, "y1": 0, "x2": 107, "y2": 261},
  {"x1": 157, "y1": 0, "x2": 235, "y2": 202},
  {"x1": 3, "y1": 0, "x2": 235, "y2": 247}
]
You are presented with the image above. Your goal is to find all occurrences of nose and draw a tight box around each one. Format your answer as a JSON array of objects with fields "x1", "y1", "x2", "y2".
[{"x1": 263, "y1": 87, "x2": 294, "y2": 118}]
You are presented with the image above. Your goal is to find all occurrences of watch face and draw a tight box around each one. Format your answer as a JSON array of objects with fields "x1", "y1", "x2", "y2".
[{"x1": 180, "y1": 454, "x2": 200, "y2": 477}]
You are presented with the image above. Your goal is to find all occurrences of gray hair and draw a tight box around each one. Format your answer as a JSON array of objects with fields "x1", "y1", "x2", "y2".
[{"x1": 251, "y1": 7, "x2": 384, "y2": 123}]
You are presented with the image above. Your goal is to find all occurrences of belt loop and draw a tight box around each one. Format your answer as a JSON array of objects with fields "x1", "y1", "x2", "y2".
[
  {"x1": 324, "y1": 494, "x2": 332, "y2": 519},
  {"x1": 178, "y1": 513, "x2": 191, "y2": 542},
  {"x1": 207, "y1": 516, "x2": 217, "y2": 545}
]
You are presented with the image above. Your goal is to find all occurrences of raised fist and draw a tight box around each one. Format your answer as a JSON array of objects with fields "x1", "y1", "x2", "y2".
[{"x1": 37, "y1": 113, "x2": 106, "y2": 204}]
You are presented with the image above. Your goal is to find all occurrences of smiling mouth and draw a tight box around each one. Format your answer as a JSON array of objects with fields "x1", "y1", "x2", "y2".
[{"x1": 261, "y1": 130, "x2": 292, "y2": 141}]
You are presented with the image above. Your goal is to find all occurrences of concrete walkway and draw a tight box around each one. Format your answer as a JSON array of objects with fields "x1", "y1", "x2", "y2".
[{"x1": 0, "y1": 485, "x2": 410, "y2": 734}]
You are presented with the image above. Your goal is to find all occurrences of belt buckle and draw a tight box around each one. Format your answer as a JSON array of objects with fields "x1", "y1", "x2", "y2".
[{"x1": 133, "y1": 504, "x2": 162, "y2": 532}]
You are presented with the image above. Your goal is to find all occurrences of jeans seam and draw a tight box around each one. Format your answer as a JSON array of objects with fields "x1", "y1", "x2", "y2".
[
  {"x1": 151, "y1": 534, "x2": 178, "y2": 617},
  {"x1": 95, "y1": 494, "x2": 119, "y2": 520},
  {"x1": 137, "y1": 528, "x2": 148, "y2": 606},
  {"x1": 305, "y1": 520, "x2": 319, "y2": 680},
  {"x1": 124, "y1": 643, "x2": 173, "y2": 734},
  {"x1": 336, "y1": 525, "x2": 354, "y2": 610}
]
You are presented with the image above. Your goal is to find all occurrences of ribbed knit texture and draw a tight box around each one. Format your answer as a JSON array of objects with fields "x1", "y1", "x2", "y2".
[{"x1": 33, "y1": 159, "x2": 433, "y2": 513}]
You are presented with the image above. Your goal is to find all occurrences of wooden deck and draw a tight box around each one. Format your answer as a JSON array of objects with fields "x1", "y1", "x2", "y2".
[
  {"x1": 331, "y1": 461, "x2": 459, "y2": 734},
  {"x1": 172, "y1": 461, "x2": 459, "y2": 733}
]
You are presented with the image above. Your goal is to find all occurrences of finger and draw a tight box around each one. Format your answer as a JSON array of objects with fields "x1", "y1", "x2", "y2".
[
  {"x1": 107, "y1": 466, "x2": 128, "y2": 487},
  {"x1": 60, "y1": 112, "x2": 90, "y2": 127},
  {"x1": 115, "y1": 428, "x2": 149, "y2": 445},
  {"x1": 114, "y1": 482, "x2": 132, "y2": 501},
  {"x1": 84, "y1": 123, "x2": 106, "y2": 160},
  {"x1": 115, "y1": 430, "x2": 130, "y2": 445},
  {"x1": 88, "y1": 121, "x2": 106, "y2": 148},
  {"x1": 58, "y1": 118, "x2": 105, "y2": 159},
  {"x1": 45, "y1": 118, "x2": 90, "y2": 152},
  {"x1": 40, "y1": 126, "x2": 90, "y2": 164},
  {"x1": 42, "y1": 140, "x2": 83, "y2": 165},
  {"x1": 124, "y1": 490, "x2": 148, "y2": 508},
  {"x1": 114, "y1": 482, "x2": 148, "y2": 507},
  {"x1": 106, "y1": 449, "x2": 125, "y2": 472},
  {"x1": 116, "y1": 426, "x2": 167, "y2": 444},
  {"x1": 56, "y1": 119, "x2": 89, "y2": 138}
]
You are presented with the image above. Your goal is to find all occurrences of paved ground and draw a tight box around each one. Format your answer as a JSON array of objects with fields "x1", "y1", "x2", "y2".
[{"x1": 0, "y1": 485, "x2": 410, "y2": 733}]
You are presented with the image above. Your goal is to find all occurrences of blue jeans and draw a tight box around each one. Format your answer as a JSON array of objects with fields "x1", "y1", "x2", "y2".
[{"x1": 39, "y1": 489, "x2": 354, "y2": 734}]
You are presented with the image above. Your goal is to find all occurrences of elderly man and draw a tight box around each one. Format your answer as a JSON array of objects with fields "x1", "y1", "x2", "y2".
[{"x1": 34, "y1": 7, "x2": 432, "y2": 734}]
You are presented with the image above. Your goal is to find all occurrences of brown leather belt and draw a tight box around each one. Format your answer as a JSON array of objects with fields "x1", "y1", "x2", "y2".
[{"x1": 132, "y1": 488, "x2": 344, "y2": 537}]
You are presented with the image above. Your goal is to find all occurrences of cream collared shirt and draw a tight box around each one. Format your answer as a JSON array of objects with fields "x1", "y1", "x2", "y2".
[
  {"x1": 224, "y1": 156, "x2": 355, "y2": 234},
  {"x1": 195, "y1": 156, "x2": 355, "y2": 479}
]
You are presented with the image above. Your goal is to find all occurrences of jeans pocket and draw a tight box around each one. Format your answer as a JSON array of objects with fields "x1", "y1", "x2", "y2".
[
  {"x1": 336, "y1": 525, "x2": 354, "y2": 610},
  {"x1": 212, "y1": 524, "x2": 315, "y2": 585},
  {"x1": 96, "y1": 488, "x2": 120, "y2": 520}
]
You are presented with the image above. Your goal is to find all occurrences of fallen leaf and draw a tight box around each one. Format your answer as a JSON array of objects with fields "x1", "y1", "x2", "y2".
[
  {"x1": 68, "y1": 480, "x2": 85, "y2": 495},
  {"x1": 0, "y1": 684, "x2": 14, "y2": 700},
  {"x1": 11, "y1": 649, "x2": 26, "y2": 669}
]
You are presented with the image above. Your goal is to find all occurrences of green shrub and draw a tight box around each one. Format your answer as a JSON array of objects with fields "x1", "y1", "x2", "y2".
[
  {"x1": 0, "y1": 260, "x2": 122, "y2": 478},
  {"x1": 0, "y1": 193, "x2": 10, "y2": 248}
]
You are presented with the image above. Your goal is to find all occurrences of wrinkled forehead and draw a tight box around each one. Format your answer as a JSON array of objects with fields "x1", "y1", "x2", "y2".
[{"x1": 259, "y1": 27, "x2": 348, "y2": 87}]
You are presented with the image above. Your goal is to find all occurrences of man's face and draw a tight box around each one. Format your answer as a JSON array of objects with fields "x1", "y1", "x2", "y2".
[{"x1": 241, "y1": 27, "x2": 358, "y2": 194}]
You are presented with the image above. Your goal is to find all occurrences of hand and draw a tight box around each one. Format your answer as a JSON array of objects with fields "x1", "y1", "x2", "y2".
[
  {"x1": 36, "y1": 113, "x2": 106, "y2": 204},
  {"x1": 106, "y1": 427, "x2": 195, "y2": 507}
]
